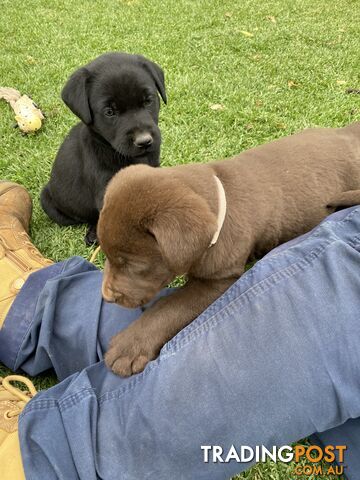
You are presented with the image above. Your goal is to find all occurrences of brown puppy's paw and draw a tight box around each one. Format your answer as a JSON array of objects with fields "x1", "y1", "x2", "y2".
[{"x1": 105, "y1": 331, "x2": 156, "y2": 377}]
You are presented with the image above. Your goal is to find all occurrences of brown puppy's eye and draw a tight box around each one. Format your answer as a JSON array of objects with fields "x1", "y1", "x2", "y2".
[
  {"x1": 104, "y1": 107, "x2": 115, "y2": 117},
  {"x1": 132, "y1": 263, "x2": 150, "y2": 275},
  {"x1": 116, "y1": 256, "x2": 126, "y2": 267}
]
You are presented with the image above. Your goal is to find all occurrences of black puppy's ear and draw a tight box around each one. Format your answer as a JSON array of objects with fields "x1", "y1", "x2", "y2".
[
  {"x1": 140, "y1": 58, "x2": 167, "y2": 104},
  {"x1": 61, "y1": 67, "x2": 92, "y2": 124}
]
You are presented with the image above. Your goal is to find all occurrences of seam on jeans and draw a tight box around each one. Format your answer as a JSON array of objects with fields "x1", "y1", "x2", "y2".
[
  {"x1": 19, "y1": 388, "x2": 95, "y2": 417},
  {"x1": 19, "y1": 399, "x2": 59, "y2": 417},
  {"x1": 349, "y1": 233, "x2": 360, "y2": 247},
  {"x1": 329, "y1": 206, "x2": 360, "y2": 224},
  {"x1": 342, "y1": 206, "x2": 360, "y2": 222},
  {"x1": 58, "y1": 388, "x2": 95, "y2": 410},
  {"x1": 98, "y1": 241, "x2": 335, "y2": 405}
]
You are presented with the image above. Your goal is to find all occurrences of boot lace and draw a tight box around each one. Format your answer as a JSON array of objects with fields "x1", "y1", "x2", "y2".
[
  {"x1": 18, "y1": 231, "x2": 52, "y2": 266},
  {"x1": 0, "y1": 375, "x2": 37, "y2": 420}
]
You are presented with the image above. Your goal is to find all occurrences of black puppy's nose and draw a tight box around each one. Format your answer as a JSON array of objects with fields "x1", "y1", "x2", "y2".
[{"x1": 134, "y1": 133, "x2": 153, "y2": 148}]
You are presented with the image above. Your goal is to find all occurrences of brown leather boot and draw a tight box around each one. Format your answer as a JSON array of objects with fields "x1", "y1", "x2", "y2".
[{"x1": 0, "y1": 181, "x2": 53, "y2": 327}]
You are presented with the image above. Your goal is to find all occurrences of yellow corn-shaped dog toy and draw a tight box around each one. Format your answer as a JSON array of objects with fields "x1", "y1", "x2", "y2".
[{"x1": 0, "y1": 87, "x2": 44, "y2": 133}]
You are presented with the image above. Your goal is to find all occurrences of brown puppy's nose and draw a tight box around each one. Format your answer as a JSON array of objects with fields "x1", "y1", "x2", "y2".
[{"x1": 133, "y1": 132, "x2": 153, "y2": 148}]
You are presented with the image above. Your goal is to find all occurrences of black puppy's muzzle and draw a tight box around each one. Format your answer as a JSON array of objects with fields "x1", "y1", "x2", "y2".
[{"x1": 133, "y1": 132, "x2": 153, "y2": 149}]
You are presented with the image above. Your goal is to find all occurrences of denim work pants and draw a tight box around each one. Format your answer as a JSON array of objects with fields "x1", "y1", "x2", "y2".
[{"x1": 1, "y1": 207, "x2": 360, "y2": 480}]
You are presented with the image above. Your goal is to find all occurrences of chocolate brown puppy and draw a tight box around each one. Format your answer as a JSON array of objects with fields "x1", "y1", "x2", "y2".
[{"x1": 98, "y1": 122, "x2": 360, "y2": 377}]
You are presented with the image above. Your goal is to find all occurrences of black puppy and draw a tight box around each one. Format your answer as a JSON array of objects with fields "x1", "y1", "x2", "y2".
[{"x1": 41, "y1": 52, "x2": 166, "y2": 244}]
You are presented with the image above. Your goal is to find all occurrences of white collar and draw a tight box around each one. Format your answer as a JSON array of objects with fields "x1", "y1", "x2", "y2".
[{"x1": 209, "y1": 175, "x2": 227, "y2": 247}]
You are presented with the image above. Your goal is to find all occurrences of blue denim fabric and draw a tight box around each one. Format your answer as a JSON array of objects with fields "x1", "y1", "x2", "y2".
[
  {"x1": 1, "y1": 207, "x2": 360, "y2": 479},
  {"x1": 0, "y1": 258, "x2": 175, "y2": 379}
]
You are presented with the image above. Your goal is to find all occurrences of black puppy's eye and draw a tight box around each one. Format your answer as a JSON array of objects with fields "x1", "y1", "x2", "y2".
[
  {"x1": 104, "y1": 107, "x2": 115, "y2": 117},
  {"x1": 143, "y1": 97, "x2": 153, "y2": 107}
]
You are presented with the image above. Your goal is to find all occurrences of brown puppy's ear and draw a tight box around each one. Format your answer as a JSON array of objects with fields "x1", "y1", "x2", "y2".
[
  {"x1": 61, "y1": 67, "x2": 92, "y2": 124},
  {"x1": 138, "y1": 56, "x2": 167, "y2": 104},
  {"x1": 147, "y1": 192, "x2": 217, "y2": 274},
  {"x1": 327, "y1": 190, "x2": 360, "y2": 210}
]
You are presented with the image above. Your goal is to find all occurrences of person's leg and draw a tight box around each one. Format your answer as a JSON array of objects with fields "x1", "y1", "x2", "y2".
[
  {"x1": 0, "y1": 255, "x2": 176, "y2": 380},
  {"x1": 0, "y1": 180, "x2": 55, "y2": 480},
  {"x1": 2, "y1": 182, "x2": 360, "y2": 478},
  {"x1": 14, "y1": 206, "x2": 360, "y2": 480}
]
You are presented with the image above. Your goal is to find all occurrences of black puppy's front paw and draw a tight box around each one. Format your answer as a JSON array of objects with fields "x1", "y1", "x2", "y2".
[
  {"x1": 105, "y1": 328, "x2": 158, "y2": 377},
  {"x1": 85, "y1": 225, "x2": 98, "y2": 246}
]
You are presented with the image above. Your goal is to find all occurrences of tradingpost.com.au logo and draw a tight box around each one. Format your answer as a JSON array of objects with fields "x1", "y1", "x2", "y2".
[{"x1": 201, "y1": 444, "x2": 346, "y2": 476}]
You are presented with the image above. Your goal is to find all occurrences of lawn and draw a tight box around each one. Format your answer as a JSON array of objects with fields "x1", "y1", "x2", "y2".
[{"x1": 1, "y1": 0, "x2": 358, "y2": 478}]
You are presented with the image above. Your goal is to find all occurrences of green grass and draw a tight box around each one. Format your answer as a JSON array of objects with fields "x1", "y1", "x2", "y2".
[{"x1": 1, "y1": 0, "x2": 358, "y2": 477}]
